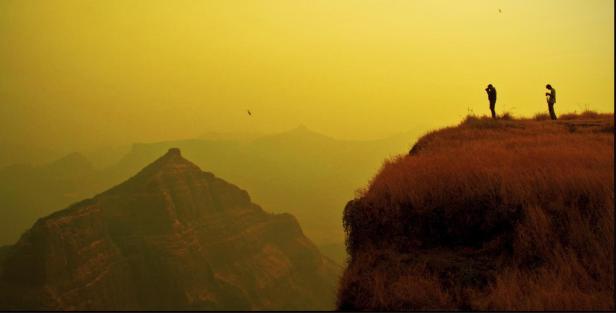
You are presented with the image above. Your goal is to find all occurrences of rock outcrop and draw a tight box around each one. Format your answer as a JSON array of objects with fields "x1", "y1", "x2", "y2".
[
  {"x1": 338, "y1": 113, "x2": 614, "y2": 310},
  {"x1": 0, "y1": 148, "x2": 338, "y2": 310}
]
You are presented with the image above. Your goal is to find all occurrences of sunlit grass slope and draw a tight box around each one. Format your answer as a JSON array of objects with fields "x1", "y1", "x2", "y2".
[{"x1": 338, "y1": 112, "x2": 614, "y2": 310}]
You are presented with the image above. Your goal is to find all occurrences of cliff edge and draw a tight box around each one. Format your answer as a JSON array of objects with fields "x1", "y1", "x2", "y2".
[{"x1": 338, "y1": 112, "x2": 614, "y2": 310}]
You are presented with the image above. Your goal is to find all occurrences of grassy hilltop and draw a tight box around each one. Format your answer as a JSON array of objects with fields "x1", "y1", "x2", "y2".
[{"x1": 338, "y1": 111, "x2": 614, "y2": 310}]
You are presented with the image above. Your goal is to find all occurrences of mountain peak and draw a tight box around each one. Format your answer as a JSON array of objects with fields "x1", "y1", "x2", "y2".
[
  {"x1": 164, "y1": 147, "x2": 182, "y2": 158},
  {"x1": 255, "y1": 125, "x2": 335, "y2": 145},
  {"x1": 49, "y1": 152, "x2": 91, "y2": 166},
  {"x1": 42, "y1": 152, "x2": 95, "y2": 176},
  {"x1": 290, "y1": 124, "x2": 316, "y2": 135},
  {"x1": 103, "y1": 147, "x2": 202, "y2": 196},
  {"x1": 135, "y1": 147, "x2": 198, "y2": 176},
  {"x1": 142, "y1": 147, "x2": 193, "y2": 171}
]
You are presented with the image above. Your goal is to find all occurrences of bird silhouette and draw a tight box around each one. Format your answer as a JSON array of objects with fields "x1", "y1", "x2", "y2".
[
  {"x1": 498, "y1": 8, "x2": 502, "y2": 13},
  {"x1": 247, "y1": 110, "x2": 252, "y2": 116}
]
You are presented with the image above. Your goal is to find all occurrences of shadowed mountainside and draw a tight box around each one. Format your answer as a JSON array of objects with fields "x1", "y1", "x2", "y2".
[
  {"x1": 0, "y1": 148, "x2": 339, "y2": 310},
  {"x1": 338, "y1": 112, "x2": 614, "y2": 310}
]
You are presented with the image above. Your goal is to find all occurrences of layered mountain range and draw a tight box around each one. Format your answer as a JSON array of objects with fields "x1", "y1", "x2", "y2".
[
  {"x1": 0, "y1": 148, "x2": 338, "y2": 310},
  {"x1": 0, "y1": 126, "x2": 421, "y2": 264}
]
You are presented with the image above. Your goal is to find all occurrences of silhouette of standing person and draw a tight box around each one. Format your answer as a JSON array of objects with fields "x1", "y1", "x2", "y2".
[
  {"x1": 545, "y1": 84, "x2": 557, "y2": 120},
  {"x1": 485, "y1": 84, "x2": 497, "y2": 119}
]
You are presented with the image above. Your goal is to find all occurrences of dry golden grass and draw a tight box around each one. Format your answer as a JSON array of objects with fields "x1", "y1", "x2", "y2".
[{"x1": 338, "y1": 112, "x2": 614, "y2": 310}]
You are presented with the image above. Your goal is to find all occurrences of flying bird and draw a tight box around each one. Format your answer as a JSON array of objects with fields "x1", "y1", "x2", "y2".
[
  {"x1": 247, "y1": 110, "x2": 252, "y2": 116},
  {"x1": 498, "y1": 8, "x2": 502, "y2": 13}
]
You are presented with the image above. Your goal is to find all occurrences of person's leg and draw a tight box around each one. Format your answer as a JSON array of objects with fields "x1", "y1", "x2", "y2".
[
  {"x1": 490, "y1": 102, "x2": 496, "y2": 119},
  {"x1": 549, "y1": 104, "x2": 557, "y2": 120},
  {"x1": 553, "y1": 104, "x2": 557, "y2": 120}
]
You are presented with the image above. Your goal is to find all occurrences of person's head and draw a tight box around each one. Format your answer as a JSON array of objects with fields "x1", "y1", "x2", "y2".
[
  {"x1": 546, "y1": 84, "x2": 552, "y2": 90},
  {"x1": 488, "y1": 84, "x2": 493, "y2": 88}
]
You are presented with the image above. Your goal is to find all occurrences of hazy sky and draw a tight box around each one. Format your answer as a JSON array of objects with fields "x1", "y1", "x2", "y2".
[{"x1": 0, "y1": 0, "x2": 613, "y2": 153}]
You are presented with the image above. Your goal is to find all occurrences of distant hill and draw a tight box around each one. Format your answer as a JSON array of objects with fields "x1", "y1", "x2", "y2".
[
  {"x1": 0, "y1": 148, "x2": 339, "y2": 310},
  {"x1": 338, "y1": 112, "x2": 614, "y2": 310},
  {"x1": 0, "y1": 143, "x2": 64, "y2": 169},
  {"x1": 0, "y1": 152, "x2": 104, "y2": 245},
  {"x1": 199, "y1": 130, "x2": 266, "y2": 142}
]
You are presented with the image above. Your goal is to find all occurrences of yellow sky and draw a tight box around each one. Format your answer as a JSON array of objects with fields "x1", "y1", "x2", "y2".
[{"x1": 0, "y1": 0, "x2": 613, "y2": 152}]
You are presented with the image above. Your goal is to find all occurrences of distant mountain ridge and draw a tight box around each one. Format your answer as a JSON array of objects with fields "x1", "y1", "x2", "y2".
[
  {"x1": 104, "y1": 126, "x2": 420, "y2": 247},
  {"x1": 0, "y1": 148, "x2": 339, "y2": 310}
]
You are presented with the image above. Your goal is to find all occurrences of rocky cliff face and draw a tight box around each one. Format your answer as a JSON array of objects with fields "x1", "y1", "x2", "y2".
[{"x1": 0, "y1": 148, "x2": 338, "y2": 310}]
